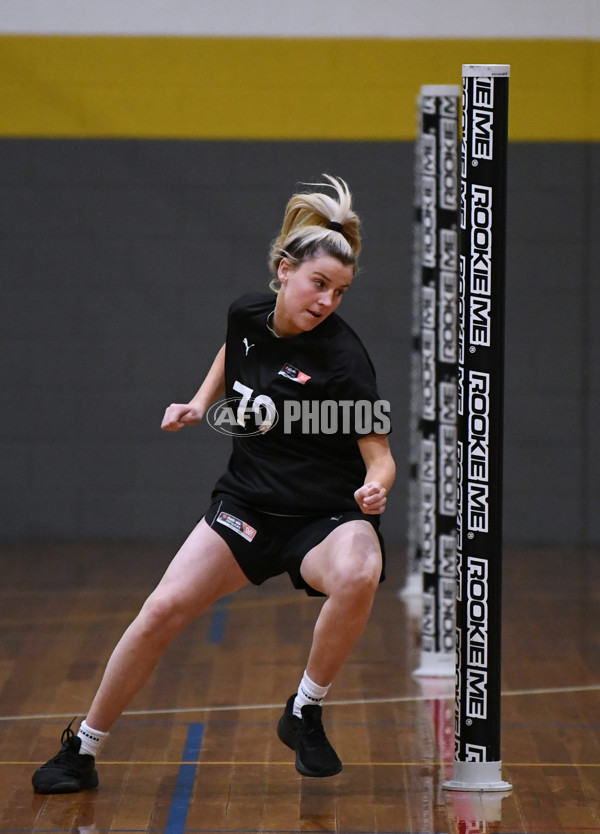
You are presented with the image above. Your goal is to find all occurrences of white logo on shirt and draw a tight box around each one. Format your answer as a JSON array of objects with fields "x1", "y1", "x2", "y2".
[{"x1": 242, "y1": 338, "x2": 255, "y2": 355}]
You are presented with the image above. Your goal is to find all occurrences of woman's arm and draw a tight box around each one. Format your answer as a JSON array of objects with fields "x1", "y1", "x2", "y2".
[
  {"x1": 161, "y1": 343, "x2": 226, "y2": 432},
  {"x1": 354, "y1": 433, "x2": 396, "y2": 514}
]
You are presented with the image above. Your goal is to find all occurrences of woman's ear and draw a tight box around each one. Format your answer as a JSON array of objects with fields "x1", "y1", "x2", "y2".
[{"x1": 278, "y1": 258, "x2": 291, "y2": 285}]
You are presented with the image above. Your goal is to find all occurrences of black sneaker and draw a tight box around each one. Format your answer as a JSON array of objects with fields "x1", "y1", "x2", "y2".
[
  {"x1": 277, "y1": 693, "x2": 342, "y2": 777},
  {"x1": 32, "y1": 720, "x2": 99, "y2": 794}
]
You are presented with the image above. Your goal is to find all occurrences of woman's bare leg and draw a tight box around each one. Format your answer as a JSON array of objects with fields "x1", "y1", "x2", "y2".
[
  {"x1": 299, "y1": 520, "x2": 382, "y2": 687},
  {"x1": 86, "y1": 519, "x2": 248, "y2": 731}
]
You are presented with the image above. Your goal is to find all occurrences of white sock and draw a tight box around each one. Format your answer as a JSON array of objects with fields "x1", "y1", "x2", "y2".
[
  {"x1": 77, "y1": 719, "x2": 109, "y2": 758},
  {"x1": 293, "y1": 670, "x2": 331, "y2": 718}
]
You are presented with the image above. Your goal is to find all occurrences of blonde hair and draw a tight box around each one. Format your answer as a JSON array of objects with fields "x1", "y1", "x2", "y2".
[{"x1": 268, "y1": 175, "x2": 361, "y2": 292}]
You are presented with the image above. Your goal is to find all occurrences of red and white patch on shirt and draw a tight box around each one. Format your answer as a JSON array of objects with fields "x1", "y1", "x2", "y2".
[{"x1": 278, "y1": 363, "x2": 311, "y2": 384}]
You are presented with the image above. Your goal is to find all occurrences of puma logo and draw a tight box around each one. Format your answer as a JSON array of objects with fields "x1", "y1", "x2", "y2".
[{"x1": 243, "y1": 338, "x2": 255, "y2": 356}]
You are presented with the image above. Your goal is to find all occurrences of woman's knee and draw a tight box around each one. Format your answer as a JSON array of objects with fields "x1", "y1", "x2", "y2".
[
  {"x1": 302, "y1": 520, "x2": 382, "y2": 599},
  {"x1": 329, "y1": 538, "x2": 382, "y2": 601},
  {"x1": 136, "y1": 591, "x2": 190, "y2": 644},
  {"x1": 338, "y1": 555, "x2": 381, "y2": 600}
]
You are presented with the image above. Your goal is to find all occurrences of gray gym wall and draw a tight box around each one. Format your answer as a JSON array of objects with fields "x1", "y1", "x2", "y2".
[{"x1": 1, "y1": 140, "x2": 598, "y2": 547}]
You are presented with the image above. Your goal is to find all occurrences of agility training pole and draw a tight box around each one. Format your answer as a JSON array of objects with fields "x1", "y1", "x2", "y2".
[
  {"x1": 413, "y1": 85, "x2": 460, "y2": 678},
  {"x1": 444, "y1": 64, "x2": 512, "y2": 792},
  {"x1": 402, "y1": 94, "x2": 425, "y2": 603}
]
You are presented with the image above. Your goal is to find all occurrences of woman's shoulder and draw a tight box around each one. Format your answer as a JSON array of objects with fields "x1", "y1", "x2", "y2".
[{"x1": 325, "y1": 313, "x2": 373, "y2": 365}]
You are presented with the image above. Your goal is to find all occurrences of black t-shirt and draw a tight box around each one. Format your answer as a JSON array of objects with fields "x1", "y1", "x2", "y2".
[{"x1": 211, "y1": 293, "x2": 389, "y2": 514}]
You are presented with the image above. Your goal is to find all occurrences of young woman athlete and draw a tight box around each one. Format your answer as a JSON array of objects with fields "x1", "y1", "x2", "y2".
[{"x1": 33, "y1": 175, "x2": 396, "y2": 794}]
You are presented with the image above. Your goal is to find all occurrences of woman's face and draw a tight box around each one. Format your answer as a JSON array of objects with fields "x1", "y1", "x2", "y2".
[{"x1": 274, "y1": 253, "x2": 354, "y2": 337}]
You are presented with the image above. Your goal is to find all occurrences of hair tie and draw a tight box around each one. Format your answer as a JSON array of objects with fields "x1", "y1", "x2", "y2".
[{"x1": 328, "y1": 220, "x2": 343, "y2": 232}]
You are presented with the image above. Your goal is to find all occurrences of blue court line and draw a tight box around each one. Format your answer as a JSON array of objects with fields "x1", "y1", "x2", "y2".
[
  {"x1": 208, "y1": 596, "x2": 230, "y2": 644},
  {"x1": 164, "y1": 723, "x2": 204, "y2": 834}
]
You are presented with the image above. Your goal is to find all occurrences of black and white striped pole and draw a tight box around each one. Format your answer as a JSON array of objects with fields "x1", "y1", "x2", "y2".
[
  {"x1": 444, "y1": 64, "x2": 512, "y2": 792},
  {"x1": 402, "y1": 93, "x2": 425, "y2": 604},
  {"x1": 413, "y1": 84, "x2": 460, "y2": 678}
]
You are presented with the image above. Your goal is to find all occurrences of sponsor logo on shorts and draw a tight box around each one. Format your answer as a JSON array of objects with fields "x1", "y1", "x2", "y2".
[{"x1": 216, "y1": 512, "x2": 257, "y2": 542}]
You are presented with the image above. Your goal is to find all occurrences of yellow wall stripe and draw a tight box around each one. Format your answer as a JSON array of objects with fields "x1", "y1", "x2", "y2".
[{"x1": 0, "y1": 36, "x2": 598, "y2": 141}]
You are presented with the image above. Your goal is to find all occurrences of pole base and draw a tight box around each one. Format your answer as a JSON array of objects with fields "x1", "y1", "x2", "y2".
[{"x1": 443, "y1": 760, "x2": 512, "y2": 792}]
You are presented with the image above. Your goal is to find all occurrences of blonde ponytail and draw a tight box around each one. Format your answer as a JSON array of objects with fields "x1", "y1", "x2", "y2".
[{"x1": 268, "y1": 175, "x2": 361, "y2": 292}]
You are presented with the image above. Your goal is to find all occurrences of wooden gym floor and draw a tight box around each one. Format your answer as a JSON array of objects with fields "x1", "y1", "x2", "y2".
[{"x1": 0, "y1": 540, "x2": 598, "y2": 833}]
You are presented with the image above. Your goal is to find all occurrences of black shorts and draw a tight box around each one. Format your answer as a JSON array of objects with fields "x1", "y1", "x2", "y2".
[{"x1": 204, "y1": 497, "x2": 386, "y2": 597}]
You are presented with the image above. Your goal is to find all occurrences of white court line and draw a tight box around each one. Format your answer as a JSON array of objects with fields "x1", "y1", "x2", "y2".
[{"x1": 1, "y1": 683, "x2": 599, "y2": 723}]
